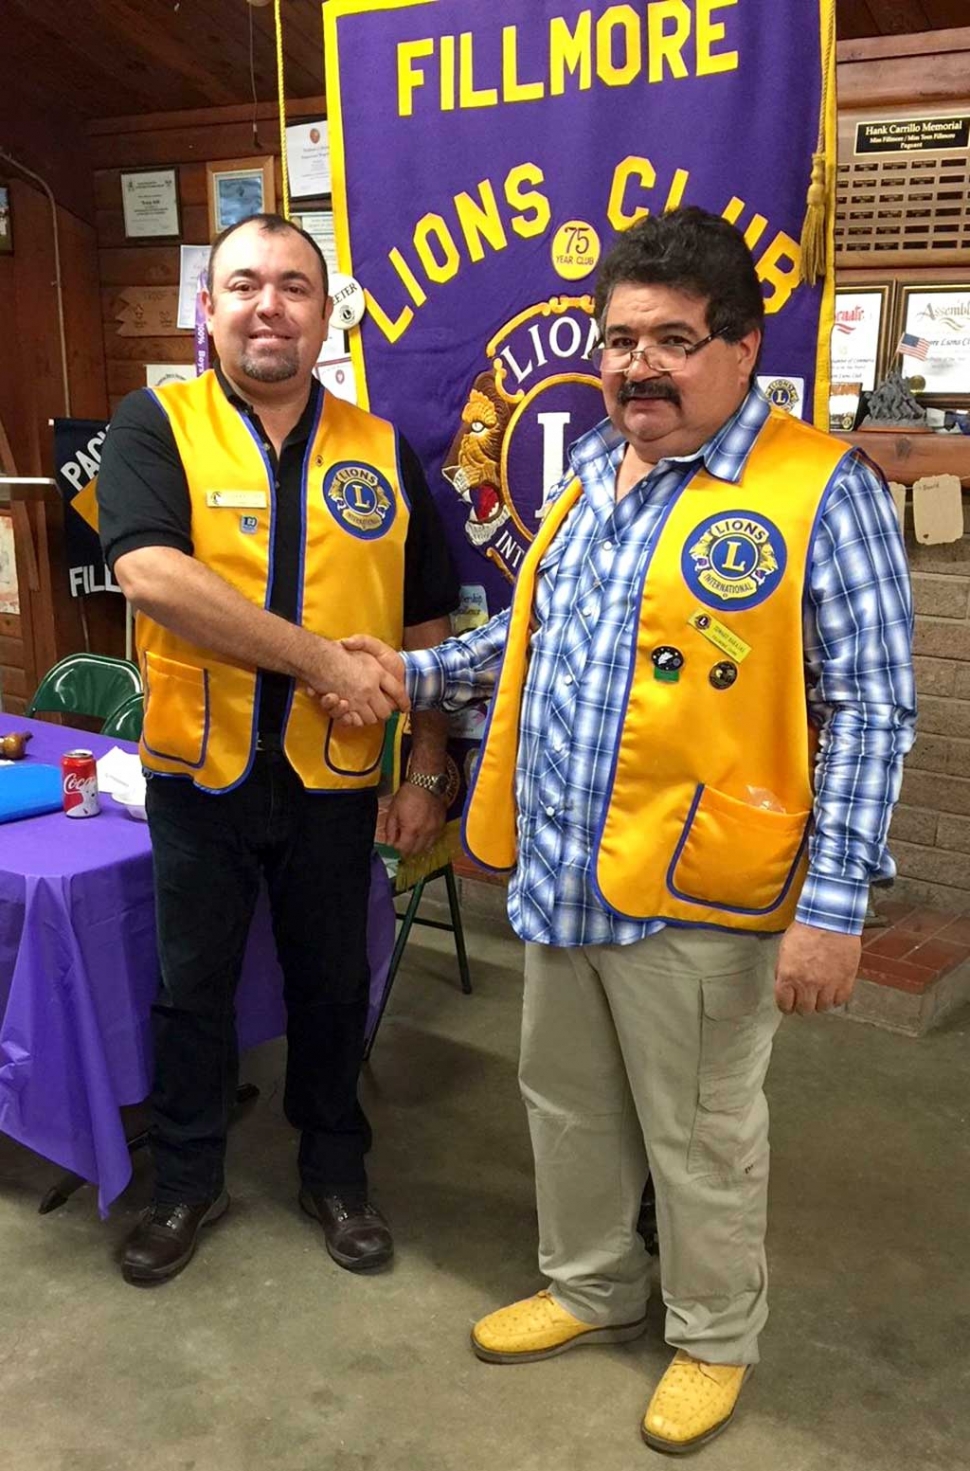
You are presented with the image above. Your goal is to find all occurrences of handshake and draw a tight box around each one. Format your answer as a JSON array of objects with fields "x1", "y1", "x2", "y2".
[{"x1": 305, "y1": 634, "x2": 408, "y2": 727}]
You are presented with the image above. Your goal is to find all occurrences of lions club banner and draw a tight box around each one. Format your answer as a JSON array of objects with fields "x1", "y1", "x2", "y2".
[{"x1": 324, "y1": 0, "x2": 836, "y2": 615}]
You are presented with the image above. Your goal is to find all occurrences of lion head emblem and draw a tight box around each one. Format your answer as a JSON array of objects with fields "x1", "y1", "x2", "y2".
[{"x1": 442, "y1": 373, "x2": 513, "y2": 548}]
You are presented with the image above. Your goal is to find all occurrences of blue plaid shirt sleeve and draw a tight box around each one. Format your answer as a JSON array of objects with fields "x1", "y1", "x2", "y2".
[
  {"x1": 404, "y1": 607, "x2": 511, "y2": 712},
  {"x1": 797, "y1": 453, "x2": 916, "y2": 936}
]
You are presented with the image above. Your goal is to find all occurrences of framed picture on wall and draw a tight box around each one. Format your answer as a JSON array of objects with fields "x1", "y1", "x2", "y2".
[
  {"x1": 206, "y1": 158, "x2": 275, "y2": 237},
  {"x1": 831, "y1": 283, "x2": 894, "y2": 394},
  {"x1": 895, "y1": 283, "x2": 970, "y2": 404},
  {"x1": 0, "y1": 186, "x2": 11, "y2": 255},
  {"x1": 120, "y1": 168, "x2": 180, "y2": 238}
]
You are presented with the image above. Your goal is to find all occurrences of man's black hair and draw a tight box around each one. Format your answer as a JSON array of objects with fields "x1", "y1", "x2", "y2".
[
  {"x1": 593, "y1": 206, "x2": 764, "y2": 345},
  {"x1": 207, "y1": 212, "x2": 329, "y2": 297}
]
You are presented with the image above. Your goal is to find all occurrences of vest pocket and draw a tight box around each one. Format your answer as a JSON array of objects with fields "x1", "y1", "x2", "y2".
[
  {"x1": 142, "y1": 653, "x2": 210, "y2": 769},
  {"x1": 667, "y1": 784, "x2": 810, "y2": 915},
  {"x1": 323, "y1": 719, "x2": 385, "y2": 779}
]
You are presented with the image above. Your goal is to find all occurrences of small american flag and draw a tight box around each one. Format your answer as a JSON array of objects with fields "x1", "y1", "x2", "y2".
[{"x1": 897, "y1": 332, "x2": 930, "y2": 361}]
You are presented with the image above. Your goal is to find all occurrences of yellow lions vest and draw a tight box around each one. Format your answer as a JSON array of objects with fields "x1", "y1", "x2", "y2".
[
  {"x1": 463, "y1": 407, "x2": 850, "y2": 932},
  {"x1": 138, "y1": 370, "x2": 408, "y2": 792}
]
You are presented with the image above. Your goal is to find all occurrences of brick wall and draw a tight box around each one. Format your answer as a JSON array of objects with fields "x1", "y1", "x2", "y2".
[{"x1": 891, "y1": 497, "x2": 970, "y2": 913}]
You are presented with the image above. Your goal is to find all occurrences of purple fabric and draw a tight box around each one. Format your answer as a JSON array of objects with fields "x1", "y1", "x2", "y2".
[
  {"x1": 0, "y1": 718, "x2": 396, "y2": 1214},
  {"x1": 194, "y1": 281, "x2": 210, "y2": 376},
  {"x1": 326, "y1": 0, "x2": 829, "y2": 610}
]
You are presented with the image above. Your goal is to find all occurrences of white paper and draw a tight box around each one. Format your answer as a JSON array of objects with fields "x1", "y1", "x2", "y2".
[
  {"x1": 298, "y1": 210, "x2": 338, "y2": 278},
  {"x1": 122, "y1": 169, "x2": 180, "y2": 238},
  {"x1": 286, "y1": 121, "x2": 331, "y2": 198},
  {"x1": 831, "y1": 291, "x2": 884, "y2": 393},
  {"x1": 317, "y1": 321, "x2": 347, "y2": 365},
  {"x1": 146, "y1": 364, "x2": 193, "y2": 388},
  {"x1": 177, "y1": 244, "x2": 210, "y2": 330},
  {"x1": 901, "y1": 289, "x2": 970, "y2": 395},
  {"x1": 314, "y1": 358, "x2": 356, "y2": 404},
  {"x1": 95, "y1": 747, "x2": 145, "y2": 797}
]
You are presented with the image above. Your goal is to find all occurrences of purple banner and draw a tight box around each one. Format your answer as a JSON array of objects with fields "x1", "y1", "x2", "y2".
[{"x1": 326, "y1": 0, "x2": 835, "y2": 612}]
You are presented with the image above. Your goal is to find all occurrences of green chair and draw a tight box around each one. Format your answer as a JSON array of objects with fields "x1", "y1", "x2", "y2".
[
  {"x1": 365, "y1": 717, "x2": 472, "y2": 1060},
  {"x1": 99, "y1": 692, "x2": 144, "y2": 741},
  {"x1": 26, "y1": 654, "x2": 142, "y2": 725}
]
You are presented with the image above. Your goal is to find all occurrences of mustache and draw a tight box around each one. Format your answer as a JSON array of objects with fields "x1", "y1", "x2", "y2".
[{"x1": 618, "y1": 380, "x2": 681, "y2": 406}]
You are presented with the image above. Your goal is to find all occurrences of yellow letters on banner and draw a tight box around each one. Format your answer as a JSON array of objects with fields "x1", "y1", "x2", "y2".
[
  {"x1": 397, "y1": 2, "x2": 739, "y2": 117},
  {"x1": 365, "y1": 148, "x2": 800, "y2": 345}
]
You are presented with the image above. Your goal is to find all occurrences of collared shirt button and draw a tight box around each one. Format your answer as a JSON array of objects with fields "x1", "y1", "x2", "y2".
[
  {"x1": 563, "y1": 674, "x2": 573, "y2": 686},
  {"x1": 544, "y1": 805, "x2": 556, "y2": 818},
  {"x1": 602, "y1": 540, "x2": 613, "y2": 553}
]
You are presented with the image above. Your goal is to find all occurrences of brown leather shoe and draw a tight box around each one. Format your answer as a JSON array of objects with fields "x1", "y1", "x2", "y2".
[
  {"x1": 299, "y1": 1187, "x2": 393, "y2": 1272},
  {"x1": 121, "y1": 1191, "x2": 230, "y2": 1286}
]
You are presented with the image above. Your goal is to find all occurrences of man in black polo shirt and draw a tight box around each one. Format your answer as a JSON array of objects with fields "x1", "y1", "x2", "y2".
[{"x1": 97, "y1": 213, "x2": 458, "y2": 1286}]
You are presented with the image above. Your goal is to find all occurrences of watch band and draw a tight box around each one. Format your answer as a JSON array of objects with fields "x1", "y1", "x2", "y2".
[{"x1": 405, "y1": 769, "x2": 449, "y2": 798}]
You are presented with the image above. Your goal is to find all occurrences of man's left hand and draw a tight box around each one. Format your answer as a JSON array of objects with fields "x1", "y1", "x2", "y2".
[
  {"x1": 775, "y1": 921, "x2": 862, "y2": 1015},
  {"x1": 385, "y1": 782, "x2": 447, "y2": 857}
]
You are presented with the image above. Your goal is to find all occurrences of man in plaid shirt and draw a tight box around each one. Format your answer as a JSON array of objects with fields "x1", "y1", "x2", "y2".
[{"x1": 339, "y1": 208, "x2": 915, "y2": 1453}]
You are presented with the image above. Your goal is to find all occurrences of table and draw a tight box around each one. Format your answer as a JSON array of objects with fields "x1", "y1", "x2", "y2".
[{"x1": 0, "y1": 717, "x2": 395, "y2": 1215}]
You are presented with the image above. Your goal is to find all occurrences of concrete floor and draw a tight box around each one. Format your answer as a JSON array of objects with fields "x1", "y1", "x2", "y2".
[{"x1": 2, "y1": 915, "x2": 970, "y2": 1471}]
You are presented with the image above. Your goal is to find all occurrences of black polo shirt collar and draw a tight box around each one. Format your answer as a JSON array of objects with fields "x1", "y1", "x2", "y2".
[{"x1": 213, "y1": 361, "x2": 323, "y2": 449}]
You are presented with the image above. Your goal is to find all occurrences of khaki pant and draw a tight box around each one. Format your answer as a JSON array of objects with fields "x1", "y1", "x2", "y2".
[{"x1": 520, "y1": 927, "x2": 782, "y2": 1365}]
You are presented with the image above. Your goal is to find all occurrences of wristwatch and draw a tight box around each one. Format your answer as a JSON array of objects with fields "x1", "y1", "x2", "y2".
[{"x1": 405, "y1": 769, "x2": 450, "y2": 799}]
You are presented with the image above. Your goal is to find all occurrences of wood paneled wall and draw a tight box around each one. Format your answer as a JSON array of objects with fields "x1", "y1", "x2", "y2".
[
  {"x1": 0, "y1": 173, "x2": 111, "y2": 712},
  {"x1": 91, "y1": 98, "x2": 327, "y2": 412}
]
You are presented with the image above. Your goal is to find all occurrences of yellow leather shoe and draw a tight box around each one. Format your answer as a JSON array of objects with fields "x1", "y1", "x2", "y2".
[
  {"x1": 641, "y1": 1350, "x2": 751, "y2": 1454},
  {"x1": 472, "y1": 1289, "x2": 648, "y2": 1364}
]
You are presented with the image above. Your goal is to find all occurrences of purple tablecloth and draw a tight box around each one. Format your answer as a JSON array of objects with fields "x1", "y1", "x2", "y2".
[{"x1": 0, "y1": 717, "x2": 395, "y2": 1214}]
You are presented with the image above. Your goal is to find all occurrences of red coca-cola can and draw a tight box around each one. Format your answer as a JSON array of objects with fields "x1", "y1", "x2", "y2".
[{"x1": 61, "y1": 749, "x2": 100, "y2": 817}]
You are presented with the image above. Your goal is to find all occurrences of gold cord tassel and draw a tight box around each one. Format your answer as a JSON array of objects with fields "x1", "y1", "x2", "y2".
[
  {"x1": 800, "y1": 151, "x2": 828, "y2": 285},
  {"x1": 800, "y1": 1, "x2": 836, "y2": 286}
]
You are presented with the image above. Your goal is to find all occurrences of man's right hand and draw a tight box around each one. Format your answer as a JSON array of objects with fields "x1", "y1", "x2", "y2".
[{"x1": 305, "y1": 639, "x2": 408, "y2": 726}]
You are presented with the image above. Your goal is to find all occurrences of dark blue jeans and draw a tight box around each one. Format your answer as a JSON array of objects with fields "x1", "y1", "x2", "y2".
[{"x1": 145, "y1": 749, "x2": 377, "y2": 1205}]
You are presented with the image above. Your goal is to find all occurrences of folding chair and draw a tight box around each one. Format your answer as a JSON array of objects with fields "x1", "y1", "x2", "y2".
[
  {"x1": 99, "y1": 692, "x2": 144, "y2": 741},
  {"x1": 26, "y1": 653, "x2": 142, "y2": 725}
]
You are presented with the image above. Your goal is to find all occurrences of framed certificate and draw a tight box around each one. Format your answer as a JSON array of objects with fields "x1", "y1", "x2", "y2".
[
  {"x1": 895, "y1": 284, "x2": 970, "y2": 404},
  {"x1": 207, "y1": 158, "x2": 275, "y2": 237},
  {"x1": 120, "y1": 168, "x2": 180, "y2": 239},
  {"x1": 831, "y1": 283, "x2": 893, "y2": 394}
]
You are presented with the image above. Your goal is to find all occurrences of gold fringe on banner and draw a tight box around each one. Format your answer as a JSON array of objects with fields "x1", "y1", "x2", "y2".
[{"x1": 799, "y1": 0, "x2": 836, "y2": 285}]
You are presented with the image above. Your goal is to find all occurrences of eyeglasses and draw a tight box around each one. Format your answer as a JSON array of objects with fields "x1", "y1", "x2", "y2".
[{"x1": 590, "y1": 331, "x2": 724, "y2": 375}]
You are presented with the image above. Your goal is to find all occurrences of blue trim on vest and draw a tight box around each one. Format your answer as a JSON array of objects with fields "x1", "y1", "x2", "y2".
[
  {"x1": 281, "y1": 390, "x2": 326, "y2": 745},
  {"x1": 322, "y1": 721, "x2": 384, "y2": 779}
]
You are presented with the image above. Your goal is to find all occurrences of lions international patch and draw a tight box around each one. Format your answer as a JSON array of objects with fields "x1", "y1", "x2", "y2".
[
  {"x1": 322, "y1": 461, "x2": 396, "y2": 540},
  {"x1": 681, "y1": 511, "x2": 787, "y2": 611}
]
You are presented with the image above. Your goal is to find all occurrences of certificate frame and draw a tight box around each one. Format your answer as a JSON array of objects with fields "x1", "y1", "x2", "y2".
[
  {"x1": 831, "y1": 282, "x2": 894, "y2": 394},
  {"x1": 206, "y1": 157, "x2": 275, "y2": 237},
  {"x1": 120, "y1": 168, "x2": 180, "y2": 239},
  {"x1": 895, "y1": 283, "x2": 970, "y2": 406}
]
